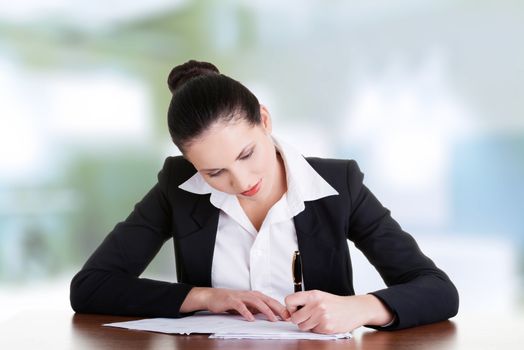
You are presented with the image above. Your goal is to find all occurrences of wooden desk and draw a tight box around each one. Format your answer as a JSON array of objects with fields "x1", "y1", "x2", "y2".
[{"x1": 0, "y1": 310, "x2": 522, "y2": 349}]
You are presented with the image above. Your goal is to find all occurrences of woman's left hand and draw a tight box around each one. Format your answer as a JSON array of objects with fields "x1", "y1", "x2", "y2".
[{"x1": 284, "y1": 290, "x2": 394, "y2": 334}]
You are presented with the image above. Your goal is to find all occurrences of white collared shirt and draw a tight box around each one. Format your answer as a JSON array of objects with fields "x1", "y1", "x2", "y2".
[{"x1": 178, "y1": 136, "x2": 338, "y2": 304}]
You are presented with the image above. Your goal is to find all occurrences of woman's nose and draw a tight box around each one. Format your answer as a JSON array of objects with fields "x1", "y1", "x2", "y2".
[{"x1": 229, "y1": 169, "x2": 250, "y2": 192}]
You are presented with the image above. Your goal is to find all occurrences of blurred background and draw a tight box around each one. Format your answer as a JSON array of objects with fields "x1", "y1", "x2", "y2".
[{"x1": 1, "y1": 0, "x2": 523, "y2": 324}]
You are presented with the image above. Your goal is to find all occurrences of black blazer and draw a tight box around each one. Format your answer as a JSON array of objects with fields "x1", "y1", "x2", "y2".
[{"x1": 70, "y1": 156, "x2": 459, "y2": 330}]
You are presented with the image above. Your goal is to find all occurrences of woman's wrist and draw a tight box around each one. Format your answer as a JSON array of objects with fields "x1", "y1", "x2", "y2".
[
  {"x1": 180, "y1": 287, "x2": 212, "y2": 313},
  {"x1": 362, "y1": 294, "x2": 395, "y2": 327}
]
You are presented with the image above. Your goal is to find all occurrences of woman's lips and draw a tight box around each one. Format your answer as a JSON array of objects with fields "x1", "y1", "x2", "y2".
[{"x1": 241, "y1": 179, "x2": 262, "y2": 196}]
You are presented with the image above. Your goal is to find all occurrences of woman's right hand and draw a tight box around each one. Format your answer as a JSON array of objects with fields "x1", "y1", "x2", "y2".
[{"x1": 180, "y1": 287, "x2": 290, "y2": 322}]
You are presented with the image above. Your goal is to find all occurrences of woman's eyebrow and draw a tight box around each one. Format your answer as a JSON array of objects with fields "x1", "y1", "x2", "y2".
[{"x1": 201, "y1": 142, "x2": 254, "y2": 171}]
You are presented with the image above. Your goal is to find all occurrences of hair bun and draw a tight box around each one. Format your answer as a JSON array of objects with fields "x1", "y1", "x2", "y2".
[{"x1": 167, "y1": 60, "x2": 220, "y2": 94}]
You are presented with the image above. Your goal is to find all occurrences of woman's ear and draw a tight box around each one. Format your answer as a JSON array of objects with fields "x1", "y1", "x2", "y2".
[{"x1": 259, "y1": 104, "x2": 272, "y2": 134}]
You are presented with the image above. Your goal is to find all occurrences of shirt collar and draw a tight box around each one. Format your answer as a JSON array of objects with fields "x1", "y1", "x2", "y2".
[{"x1": 178, "y1": 135, "x2": 339, "y2": 215}]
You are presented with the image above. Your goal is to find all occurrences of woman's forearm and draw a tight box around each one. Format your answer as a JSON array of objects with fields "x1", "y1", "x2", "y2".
[{"x1": 179, "y1": 287, "x2": 212, "y2": 313}]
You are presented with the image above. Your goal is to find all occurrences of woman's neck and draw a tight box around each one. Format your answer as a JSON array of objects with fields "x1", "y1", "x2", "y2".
[{"x1": 238, "y1": 150, "x2": 287, "y2": 232}]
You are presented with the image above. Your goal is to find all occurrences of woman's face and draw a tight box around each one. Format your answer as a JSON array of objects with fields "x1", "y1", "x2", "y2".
[{"x1": 184, "y1": 106, "x2": 281, "y2": 203}]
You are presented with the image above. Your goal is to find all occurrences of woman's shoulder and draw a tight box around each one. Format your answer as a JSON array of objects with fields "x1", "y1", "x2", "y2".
[
  {"x1": 305, "y1": 156, "x2": 361, "y2": 176},
  {"x1": 304, "y1": 156, "x2": 364, "y2": 192},
  {"x1": 160, "y1": 156, "x2": 198, "y2": 186}
]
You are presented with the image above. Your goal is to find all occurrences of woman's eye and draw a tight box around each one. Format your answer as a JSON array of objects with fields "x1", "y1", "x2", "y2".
[
  {"x1": 208, "y1": 170, "x2": 223, "y2": 177},
  {"x1": 240, "y1": 150, "x2": 254, "y2": 160},
  {"x1": 208, "y1": 148, "x2": 253, "y2": 177}
]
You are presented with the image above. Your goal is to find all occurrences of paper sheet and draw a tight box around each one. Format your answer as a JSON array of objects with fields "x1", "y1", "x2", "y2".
[{"x1": 104, "y1": 312, "x2": 352, "y2": 340}]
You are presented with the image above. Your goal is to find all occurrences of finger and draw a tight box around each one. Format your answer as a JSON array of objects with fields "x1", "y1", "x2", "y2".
[
  {"x1": 245, "y1": 296, "x2": 278, "y2": 322},
  {"x1": 311, "y1": 320, "x2": 338, "y2": 335},
  {"x1": 289, "y1": 303, "x2": 314, "y2": 325},
  {"x1": 258, "y1": 295, "x2": 291, "y2": 321},
  {"x1": 297, "y1": 310, "x2": 322, "y2": 332},
  {"x1": 249, "y1": 291, "x2": 289, "y2": 321},
  {"x1": 233, "y1": 300, "x2": 255, "y2": 321},
  {"x1": 298, "y1": 316, "x2": 333, "y2": 334},
  {"x1": 285, "y1": 291, "x2": 310, "y2": 314},
  {"x1": 281, "y1": 308, "x2": 291, "y2": 321}
]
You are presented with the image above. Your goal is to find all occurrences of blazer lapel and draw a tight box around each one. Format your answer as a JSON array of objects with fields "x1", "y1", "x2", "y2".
[
  {"x1": 176, "y1": 194, "x2": 219, "y2": 287},
  {"x1": 293, "y1": 202, "x2": 337, "y2": 291}
]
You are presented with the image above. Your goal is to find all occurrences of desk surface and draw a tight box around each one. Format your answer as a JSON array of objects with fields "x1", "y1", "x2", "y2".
[{"x1": 1, "y1": 310, "x2": 522, "y2": 350}]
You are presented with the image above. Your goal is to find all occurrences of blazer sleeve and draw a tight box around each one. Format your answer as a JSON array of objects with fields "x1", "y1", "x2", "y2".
[
  {"x1": 69, "y1": 158, "x2": 194, "y2": 318},
  {"x1": 345, "y1": 160, "x2": 459, "y2": 330}
]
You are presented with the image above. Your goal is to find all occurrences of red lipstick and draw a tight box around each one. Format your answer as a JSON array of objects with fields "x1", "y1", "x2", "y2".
[{"x1": 241, "y1": 179, "x2": 262, "y2": 197}]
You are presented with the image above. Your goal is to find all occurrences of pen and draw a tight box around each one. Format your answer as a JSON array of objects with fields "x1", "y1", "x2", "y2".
[
  {"x1": 292, "y1": 250, "x2": 302, "y2": 293},
  {"x1": 292, "y1": 250, "x2": 303, "y2": 310}
]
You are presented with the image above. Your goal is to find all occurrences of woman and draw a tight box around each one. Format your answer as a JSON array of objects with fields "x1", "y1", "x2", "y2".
[{"x1": 70, "y1": 60, "x2": 459, "y2": 334}]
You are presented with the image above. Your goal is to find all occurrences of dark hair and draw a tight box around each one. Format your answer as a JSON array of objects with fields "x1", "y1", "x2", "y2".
[{"x1": 167, "y1": 60, "x2": 261, "y2": 152}]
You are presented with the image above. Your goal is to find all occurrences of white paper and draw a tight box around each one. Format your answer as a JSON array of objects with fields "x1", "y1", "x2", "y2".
[{"x1": 104, "y1": 312, "x2": 352, "y2": 340}]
